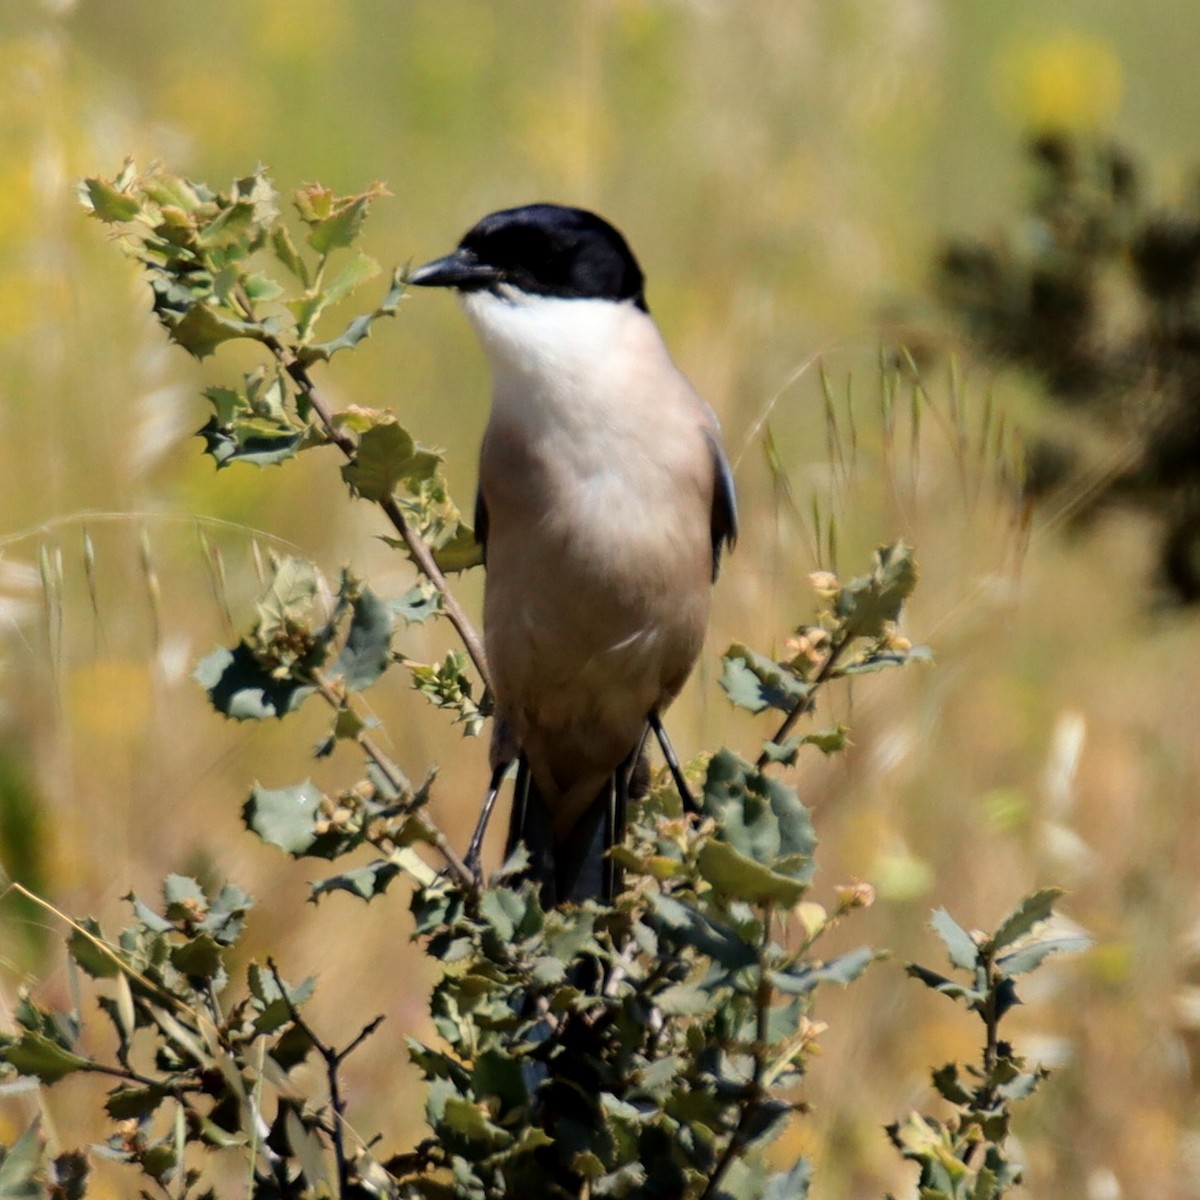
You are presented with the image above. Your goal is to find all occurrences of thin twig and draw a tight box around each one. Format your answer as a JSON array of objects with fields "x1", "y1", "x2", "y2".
[
  {"x1": 267, "y1": 959, "x2": 385, "y2": 1199},
  {"x1": 261, "y1": 332, "x2": 492, "y2": 691},
  {"x1": 308, "y1": 671, "x2": 475, "y2": 888},
  {"x1": 699, "y1": 903, "x2": 776, "y2": 1200},
  {"x1": 755, "y1": 634, "x2": 852, "y2": 769}
]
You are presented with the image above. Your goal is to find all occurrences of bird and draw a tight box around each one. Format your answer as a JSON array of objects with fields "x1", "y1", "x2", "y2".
[{"x1": 407, "y1": 203, "x2": 737, "y2": 905}]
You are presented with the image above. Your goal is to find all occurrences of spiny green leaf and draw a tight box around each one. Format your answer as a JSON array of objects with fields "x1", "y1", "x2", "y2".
[
  {"x1": 762, "y1": 1159, "x2": 812, "y2": 1200},
  {"x1": 697, "y1": 839, "x2": 808, "y2": 906},
  {"x1": 996, "y1": 1067, "x2": 1048, "y2": 1102},
  {"x1": 392, "y1": 581, "x2": 442, "y2": 624},
  {"x1": 972, "y1": 1166, "x2": 1000, "y2": 1200},
  {"x1": 330, "y1": 587, "x2": 393, "y2": 691},
  {"x1": 997, "y1": 932, "x2": 1092, "y2": 977},
  {"x1": 309, "y1": 860, "x2": 402, "y2": 902},
  {"x1": 300, "y1": 182, "x2": 389, "y2": 255},
  {"x1": 770, "y1": 947, "x2": 877, "y2": 994},
  {"x1": 653, "y1": 983, "x2": 712, "y2": 1016},
  {"x1": 989, "y1": 888, "x2": 1065, "y2": 952},
  {"x1": 833, "y1": 540, "x2": 919, "y2": 638},
  {"x1": 170, "y1": 933, "x2": 224, "y2": 980},
  {"x1": 2, "y1": 1031, "x2": 91, "y2": 1084},
  {"x1": 140, "y1": 171, "x2": 207, "y2": 213},
  {"x1": 761, "y1": 725, "x2": 848, "y2": 765},
  {"x1": 931, "y1": 1062, "x2": 973, "y2": 1105},
  {"x1": 243, "y1": 781, "x2": 323, "y2": 856},
  {"x1": 195, "y1": 199, "x2": 257, "y2": 250},
  {"x1": 648, "y1": 893, "x2": 757, "y2": 971},
  {"x1": 341, "y1": 422, "x2": 417, "y2": 501},
  {"x1": 931, "y1": 907, "x2": 980, "y2": 971},
  {"x1": 432, "y1": 523, "x2": 484, "y2": 573},
  {"x1": 271, "y1": 224, "x2": 309, "y2": 285},
  {"x1": 299, "y1": 269, "x2": 406, "y2": 363},
  {"x1": 439, "y1": 1095, "x2": 512, "y2": 1151},
  {"x1": 83, "y1": 177, "x2": 140, "y2": 222},
  {"x1": 242, "y1": 272, "x2": 284, "y2": 304},
  {"x1": 255, "y1": 554, "x2": 319, "y2": 633},
  {"x1": 470, "y1": 1049, "x2": 529, "y2": 1116},
  {"x1": 906, "y1": 963, "x2": 984, "y2": 1007},
  {"x1": 105, "y1": 1084, "x2": 171, "y2": 1121},
  {"x1": 0, "y1": 1120, "x2": 45, "y2": 1199},
  {"x1": 702, "y1": 750, "x2": 817, "y2": 882},
  {"x1": 67, "y1": 918, "x2": 120, "y2": 979},
  {"x1": 194, "y1": 643, "x2": 316, "y2": 721},
  {"x1": 404, "y1": 651, "x2": 485, "y2": 737},
  {"x1": 167, "y1": 303, "x2": 261, "y2": 359},
  {"x1": 321, "y1": 249, "x2": 381, "y2": 307},
  {"x1": 720, "y1": 644, "x2": 809, "y2": 714},
  {"x1": 163, "y1": 873, "x2": 207, "y2": 917},
  {"x1": 198, "y1": 416, "x2": 303, "y2": 468}
]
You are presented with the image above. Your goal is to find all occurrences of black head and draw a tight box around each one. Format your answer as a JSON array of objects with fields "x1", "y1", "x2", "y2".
[{"x1": 407, "y1": 204, "x2": 647, "y2": 310}]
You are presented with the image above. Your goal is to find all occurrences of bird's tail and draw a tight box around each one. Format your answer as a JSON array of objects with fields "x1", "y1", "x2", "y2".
[{"x1": 506, "y1": 749, "x2": 646, "y2": 906}]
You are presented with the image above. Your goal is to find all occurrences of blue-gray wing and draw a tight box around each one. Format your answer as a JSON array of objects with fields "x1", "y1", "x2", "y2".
[
  {"x1": 474, "y1": 487, "x2": 489, "y2": 565},
  {"x1": 706, "y1": 430, "x2": 738, "y2": 580}
]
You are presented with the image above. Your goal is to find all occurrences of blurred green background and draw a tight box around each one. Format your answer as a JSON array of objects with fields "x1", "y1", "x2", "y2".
[{"x1": 2, "y1": 1, "x2": 1200, "y2": 1196}]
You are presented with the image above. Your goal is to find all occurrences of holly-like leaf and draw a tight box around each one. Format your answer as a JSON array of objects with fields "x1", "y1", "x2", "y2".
[
  {"x1": 330, "y1": 588, "x2": 393, "y2": 691},
  {"x1": 299, "y1": 182, "x2": 389, "y2": 255},
  {"x1": 67, "y1": 918, "x2": 120, "y2": 979},
  {"x1": 198, "y1": 415, "x2": 304, "y2": 469},
  {"x1": 696, "y1": 839, "x2": 808, "y2": 906},
  {"x1": 167, "y1": 303, "x2": 261, "y2": 359},
  {"x1": 194, "y1": 643, "x2": 315, "y2": 720},
  {"x1": 321, "y1": 249, "x2": 381, "y2": 307},
  {"x1": 195, "y1": 199, "x2": 258, "y2": 251},
  {"x1": 989, "y1": 888, "x2": 1065, "y2": 953},
  {"x1": 432, "y1": 523, "x2": 484, "y2": 573},
  {"x1": 833, "y1": 541, "x2": 918, "y2": 638},
  {"x1": 720, "y1": 644, "x2": 810, "y2": 714},
  {"x1": 998, "y1": 933, "x2": 1092, "y2": 977},
  {"x1": 309, "y1": 860, "x2": 403, "y2": 902},
  {"x1": 761, "y1": 725, "x2": 848, "y2": 765},
  {"x1": 83, "y1": 177, "x2": 140, "y2": 222},
  {"x1": 392, "y1": 581, "x2": 442, "y2": 624},
  {"x1": 931, "y1": 907, "x2": 980, "y2": 972},
  {"x1": 242, "y1": 781, "x2": 324, "y2": 856},
  {"x1": 648, "y1": 894, "x2": 757, "y2": 971},
  {"x1": 300, "y1": 269, "x2": 406, "y2": 363},
  {"x1": 702, "y1": 750, "x2": 817, "y2": 883},
  {"x1": 471, "y1": 1049, "x2": 529, "y2": 1118},
  {"x1": 271, "y1": 224, "x2": 309, "y2": 285},
  {"x1": 404, "y1": 652, "x2": 486, "y2": 737},
  {"x1": 105, "y1": 1084, "x2": 171, "y2": 1121},
  {"x1": 762, "y1": 1160, "x2": 812, "y2": 1200},
  {"x1": 171, "y1": 933, "x2": 224, "y2": 980},
  {"x1": 931, "y1": 1062, "x2": 974, "y2": 1105},
  {"x1": 770, "y1": 947, "x2": 877, "y2": 994},
  {"x1": 163, "y1": 872, "x2": 208, "y2": 919},
  {"x1": 2, "y1": 1032, "x2": 91, "y2": 1084},
  {"x1": 341, "y1": 422, "x2": 417, "y2": 501},
  {"x1": 0, "y1": 1120, "x2": 45, "y2": 1199},
  {"x1": 905, "y1": 963, "x2": 984, "y2": 1007}
]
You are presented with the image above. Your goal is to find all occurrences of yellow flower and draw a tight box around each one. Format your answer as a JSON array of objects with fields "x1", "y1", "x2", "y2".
[{"x1": 995, "y1": 29, "x2": 1123, "y2": 130}]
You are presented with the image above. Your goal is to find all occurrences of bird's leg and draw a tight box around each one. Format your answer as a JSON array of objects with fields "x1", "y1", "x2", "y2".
[
  {"x1": 603, "y1": 752, "x2": 639, "y2": 901},
  {"x1": 466, "y1": 758, "x2": 513, "y2": 887},
  {"x1": 648, "y1": 710, "x2": 698, "y2": 814}
]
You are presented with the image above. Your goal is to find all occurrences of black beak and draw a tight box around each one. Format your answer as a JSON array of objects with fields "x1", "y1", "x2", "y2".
[{"x1": 406, "y1": 248, "x2": 501, "y2": 290}]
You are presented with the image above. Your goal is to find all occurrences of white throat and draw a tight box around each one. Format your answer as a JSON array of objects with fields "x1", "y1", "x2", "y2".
[{"x1": 461, "y1": 288, "x2": 650, "y2": 394}]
